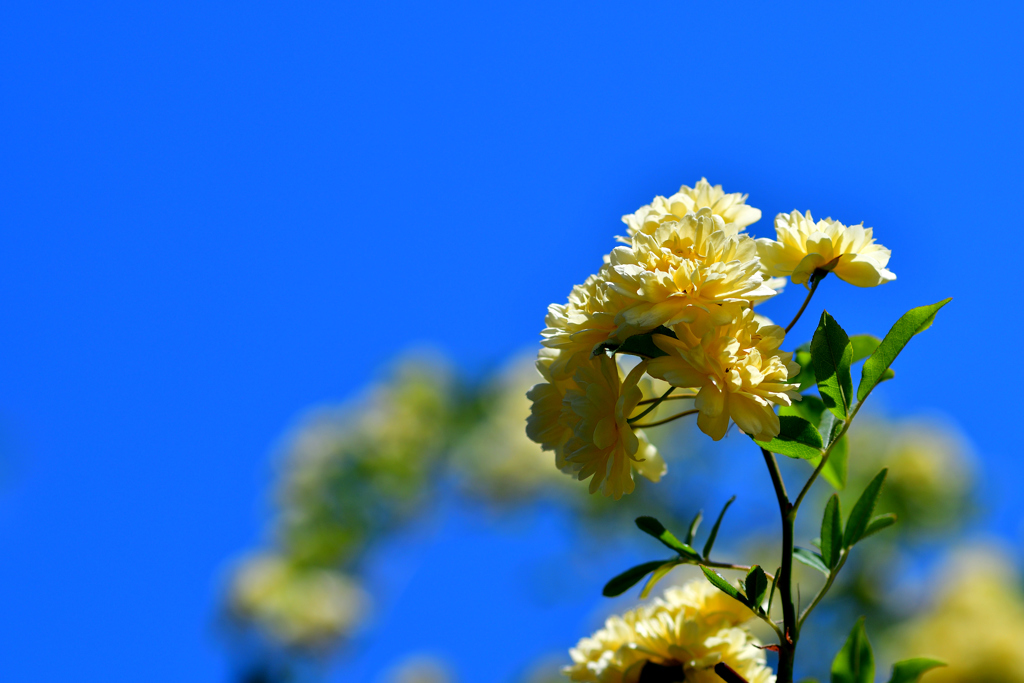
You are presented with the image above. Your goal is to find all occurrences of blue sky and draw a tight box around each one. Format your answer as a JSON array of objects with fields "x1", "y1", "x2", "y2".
[{"x1": 1, "y1": 1, "x2": 1022, "y2": 680}]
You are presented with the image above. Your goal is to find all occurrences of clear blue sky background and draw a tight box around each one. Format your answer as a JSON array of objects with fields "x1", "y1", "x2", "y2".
[{"x1": 1, "y1": 1, "x2": 1022, "y2": 680}]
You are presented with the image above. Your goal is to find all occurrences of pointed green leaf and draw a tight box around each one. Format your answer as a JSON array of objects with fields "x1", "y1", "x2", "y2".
[
  {"x1": 819, "y1": 411, "x2": 844, "y2": 447},
  {"x1": 831, "y1": 618, "x2": 875, "y2": 683},
  {"x1": 844, "y1": 470, "x2": 888, "y2": 547},
  {"x1": 744, "y1": 565, "x2": 769, "y2": 609},
  {"x1": 702, "y1": 496, "x2": 736, "y2": 559},
  {"x1": 887, "y1": 658, "x2": 946, "y2": 683},
  {"x1": 812, "y1": 311, "x2": 854, "y2": 419},
  {"x1": 821, "y1": 494, "x2": 843, "y2": 569},
  {"x1": 640, "y1": 561, "x2": 678, "y2": 599},
  {"x1": 754, "y1": 416, "x2": 823, "y2": 460},
  {"x1": 603, "y1": 560, "x2": 670, "y2": 597},
  {"x1": 635, "y1": 516, "x2": 701, "y2": 559},
  {"x1": 794, "y1": 547, "x2": 830, "y2": 576},
  {"x1": 685, "y1": 509, "x2": 703, "y2": 546},
  {"x1": 700, "y1": 566, "x2": 746, "y2": 605},
  {"x1": 850, "y1": 335, "x2": 882, "y2": 363},
  {"x1": 858, "y1": 299, "x2": 951, "y2": 402},
  {"x1": 861, "y1": 513, "x2": 897, "y2": 540}
]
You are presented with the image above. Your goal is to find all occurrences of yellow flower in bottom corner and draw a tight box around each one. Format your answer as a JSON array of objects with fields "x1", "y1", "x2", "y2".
[
  {"x1": 564, "y1": 580, "x2": 776, "y2": 683},
  {"x1": 647, "y1": 308, "x2": 799, "y2": 442},
  {"x1": 756, "y1": 210, "x2": 896, "y2": 287}
]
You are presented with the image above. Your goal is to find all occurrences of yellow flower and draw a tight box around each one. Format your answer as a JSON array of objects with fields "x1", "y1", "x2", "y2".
[
  {"x1": 647, "y1": 307, "x2": 799, "y2": 441},
  {"x1": 559, "y1": 354, "x2": 664, "y2": 499},
  {"x1": 526, "y1": 348, "x2": 580, "y2": 470},
  {"x1": 564, "y1": 580, "x2": 776, "y2": 683},
  {"x1": 621, "y1": 178, "x2": 762, "y2": 242},
  {"x1": 540, "y1": 268, "x2": 642, "y2": 382},
  {"x1": 757, "y1": 210, "x2": 896, "y2": 287},
  {"x1": 607, "y1": 209, "x2": 777, "y2": 330}
]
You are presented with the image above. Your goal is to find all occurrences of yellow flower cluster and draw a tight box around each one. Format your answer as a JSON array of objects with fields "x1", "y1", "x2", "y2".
[
  {"x1": 527, "y1": 179, "x2": 896, "y2": 497},
  {"x1": 564, "y1": 580, "x2": 776, "y2": 683}
]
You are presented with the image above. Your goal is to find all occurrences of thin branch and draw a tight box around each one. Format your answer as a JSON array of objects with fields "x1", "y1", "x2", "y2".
[
  {"x1": 628, "y1": 386, "x2": 674, "y2": 423},
  {"x1": 791, "y1": 399, "x2": 864, "y2": 513},
  {"x1": 761, "y1": 447, "x2": 797, "y2": 681},
  {"x1": 636, "y1": 393, "x2": 697, "y2": 405},
  {"x1": 784, "y1": 270, "x2": 826, "y2": 333},
  {"x1": 798, "y1": 553, "x2": 849, "y2": 629},
  {"x1": 630, "y1": 408, "x2": 699, "y2": 429}
]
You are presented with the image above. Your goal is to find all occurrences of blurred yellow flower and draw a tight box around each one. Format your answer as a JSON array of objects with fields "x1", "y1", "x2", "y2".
[
  {"x1": 647, "y1": 308, "x2": 799, "y2": 441},
  {"x1": 621, "y1": 178, "x2": 762, "y2": 241},
  {"x1": 757, "y1": 210, "x2": 895, "y2": 287},
  {"x1": 454, "y1": 354, "x2": 575, "y2": 499},
  {"x1": 896, "y1": 547, "x2": 1024, "y2": 683},
  {"x1": 558, "y1": 355, "x2": 664, "y2": 499},
  {"x1": 608, "y1": 208, "x2": 777, "y2": 330},
  {"x1": 228, "y1": 554, "x2": 368, "y2": 651},
  {"x1": 564, "y1": 580, "x2": 775, "y2": 683}
]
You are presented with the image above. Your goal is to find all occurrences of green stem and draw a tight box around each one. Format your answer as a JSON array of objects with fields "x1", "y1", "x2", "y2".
[
  {"x1": 630, "y1": 408, "x2": 698, "y2": 429},
  {"x1": 784, "y1": 270, "x2": 826, "y2": 334},
  {"x1": 636, "y1": 393, "x2": 697, "y2": 405},
  {"x1": 762, "y1": 448, "x2": 797, "y2": 682},
  {"x1": 628, "y1": 386, "x2": 675, "y2": 423},
  {"x1": 791, "y1": 399, "x2": 863, "y2": 514},
  {"x1": 798, "y1": 553, "x2": 848, "y2": 629}
]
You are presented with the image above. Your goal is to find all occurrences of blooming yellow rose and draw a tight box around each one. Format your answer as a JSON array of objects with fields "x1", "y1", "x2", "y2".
[
  {"x1": 564, "y1": 580, "x2": 776, "y2": 683},
  {"x1": 559, "y1": 354, "x2": 664, "y2": 499},
  {"x1": 540, "y1": 267, "x2": 643, "y2": 382},
  {"x1": 607, "y1": 208, "x2": 777, "y2": 331},
  {"x1": 757, "y1": 210, "x2": 896, "y2": 287},
  {"x1": 621, "y1": 178, "x2": 762, "y2": 242},
  {"x1": 647, "y1": 307, "x2": 800, "y2": 441}
]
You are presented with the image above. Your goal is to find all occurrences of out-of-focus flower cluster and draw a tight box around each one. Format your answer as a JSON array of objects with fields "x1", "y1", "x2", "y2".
[
  {"x1": 564, "y1": 580, "x2": 775, "y2": 683},
  {"x1": 224, "y1": 353, "x2": 639, "y2": 656},
  {"x1": 896, "y1": 547, "x2": 1024, "y2": 682},
  {"x1": 526, "y1": 179, "x2": 895, "y2": 498}
]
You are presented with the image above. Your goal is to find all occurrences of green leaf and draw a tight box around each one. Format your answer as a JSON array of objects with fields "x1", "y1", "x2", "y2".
[
  {"x1": 700, "y1": 566, "x2": 745, "y2": 604},
  {"x1": 640, "y1": 561, "x2": 678, "y2": 599},
  {"x1": 794, "y1": 547, "x2": 830, "y2": 576},
  {"x1": 603, "y1": 561, "x2": 670, "y2": 597},
  {"x1": 821, "y1": 494, "x2": 843, "y2": 569},
  {"x1": 850, "y1": 335, "x2": 882, "y2": 363},
  {"x1": 831, "y1": 618, "x2": 875, "y2": 683},
  {"x1": 844, "y1": 469, "x2": 888, "y2": 547},
  {"x1": 754, "y1": 416, "x2": 823, "y2": 460},
  {"x1": 819, "y1": 411, "x2": 844, "y2": 447},
  {"x1": 780, "y1": 393, "x2": 825, "y2": 426},
  {"x1": 887, "y1": 658, "x2": 946, "y2": 683},
  {"x1": 744, "y1": 565, "x2": 769, "y2": 609},
  {"x1": 702, "y1": 496, "x2": 736, "y2": 559},
  {"x1": 812, "y1": 311, "x2": 854, "y2": 419},
  {"x1": 594, "y1": 326, "x2": 677, "y2": 359},
  {"x1": 808, "y1": 433, "x2": 849, "y2": 491},
  {"x1": 861, "y1": 513, "x2": 897, "y2": 540},
  {"x1": 635, "y1": 516, "x2": 701, "y2": 559},
  {"x1": 685, "y1": 509, "x2": 703, "y2": 546},
  {"x1": 858, "y1": 299, "x2": 951, "y2": 402}
]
